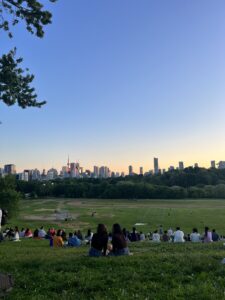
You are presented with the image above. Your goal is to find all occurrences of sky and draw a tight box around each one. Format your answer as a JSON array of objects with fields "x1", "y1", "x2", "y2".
[{"x1": 1, "y1": 0, "x2": 225, "y2": 173}]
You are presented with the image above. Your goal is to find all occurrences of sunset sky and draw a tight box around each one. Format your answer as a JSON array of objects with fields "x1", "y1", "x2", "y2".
[{"x1": 1, "y1": 0, "x2": 225, "y2": 173}]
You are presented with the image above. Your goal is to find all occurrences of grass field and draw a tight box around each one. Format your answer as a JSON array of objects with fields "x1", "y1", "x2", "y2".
[
  {"x1": 1, "y1": 198, "x2": 225, "y2": 299},
  {"x1": 8, "y1": 198, "x2": 225, "y2": 234}
]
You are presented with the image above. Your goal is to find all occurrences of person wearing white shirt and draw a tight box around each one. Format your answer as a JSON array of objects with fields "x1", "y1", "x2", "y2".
[
  {"x1": 19, "y1": 228, "x2": 25, "y2": 238},
  {"x1": 190, "y1": 228, "x2": 201, "y2": 243},
  {"x1": 140, "y1": 232, "x2": 145, "y2": 241},
  {"x1": 152, "y1": 230, "x2": 161, "y2": 242},
  {"x1": 168, "y1": 228, "x2": 173, "y2": 237},
  {"x1": 38, "y1": 226, "x2": 47, "y2": 238},
  {"x1": 173, "y1": 227, "x2": 185, "y2": 243},
  {"x1": 12, "y1": 227, "x2": 20, "y2": 242}
]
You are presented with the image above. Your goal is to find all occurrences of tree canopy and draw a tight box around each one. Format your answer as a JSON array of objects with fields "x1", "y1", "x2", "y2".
[{"x1": 0, "y1": 0, "x2": 56, "y2": 109}]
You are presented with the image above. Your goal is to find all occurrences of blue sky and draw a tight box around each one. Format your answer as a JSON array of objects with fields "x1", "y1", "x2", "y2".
[{"x1": 1, "y1": 0, "x2": 225, "y2": 173}]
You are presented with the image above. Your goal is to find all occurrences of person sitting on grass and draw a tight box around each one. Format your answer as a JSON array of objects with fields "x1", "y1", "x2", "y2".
[
  {"x1": 184, "y1": 234, "x2": 191, "y2": 242},
  {"x1": 190, "y1": 228, "x2": 201, "y2": 243},
  {"x1": 38, "y1": 226, "x2": 47, "y2": 239},
  {"x1": 68, "y1": 233, "x2": 81, "y2": 247},
  {"x1": 33, "y1": 229, "x2": 39, "y2": 239},
  {"x1": 12, "y1": 226, "x2": 20, "y2": 242},
  {"x1": 24, "y1": 228, "x2": 33, "y2": 238},
  {"x1": 61, "y1": 230, "x2": 67, "y2": 242},
  {"x1": 4, "y1": 228, "x2": 14, "y2": 240},
  {"x1": 129, "y1": 227, "x2": 139, "y2": 242},
  {"x1": 53, "y1": 229, "x2": 64, "y2": 247},
  {"x1": 140, "y1": 231, "x2": 146, "y2": 241},
  {"x1": 89, "y1": 224, "x2": 108, "y2": 257},
  {"x1": 85, "y1": 229, "x2": 93, "y2": 245},
  {"x1": 173, "y1": 227, "x2": 185, "y2": 243},
  {"x1": 162, "y1": 230, "x2": 169, "y2": 242},
  {"x1": 19, "y1": 228, "x2": 25, "y2": 238},
  {"x1": 109, "y1": 223, "x2": 130, "y2": 256},
  {"x1": 203, "y1": 227, "x2": 213, "y2": 243},
  {"x1": 122, "y1": 228, "x2": 129, "y2": 241},
  {"x1": 168, "y1": 227, "x2": 173, "y2": 237},
  {"x1": 212, "y1": 229, "x2": 220, "y2": 242},
  {"x1": 152, "y1": 230, "x2": 161, "y2": 242},
  {"x1": 76, "y1": 230, "x2": 83, "y2": 241}
]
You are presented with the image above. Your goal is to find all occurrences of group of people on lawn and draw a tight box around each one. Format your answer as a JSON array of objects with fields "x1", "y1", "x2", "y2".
[{"x1": 1, "y1": 223, "x2": 221, "y2": 257}]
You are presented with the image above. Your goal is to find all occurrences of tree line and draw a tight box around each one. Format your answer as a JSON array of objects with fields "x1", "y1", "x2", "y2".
[{"x1": 15, "y1": 167, "x2": 225, "y2": 199}]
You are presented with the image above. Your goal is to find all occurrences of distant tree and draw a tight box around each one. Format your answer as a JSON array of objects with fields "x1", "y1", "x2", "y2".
[
  {"x1": 0, "y1": 176, "x2": 21, "y2": 218},
  {"x1": 0, "y1": 189, "x2": 20, "y2": 218},
  {"x1": 0, "y1": 0, "x2": 57, "y2": 109}
]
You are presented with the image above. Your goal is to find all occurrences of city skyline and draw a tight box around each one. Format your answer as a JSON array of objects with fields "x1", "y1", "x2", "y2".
[
  {"x1": 0, "y1": 157, "x2": 223, "y2": 175},
  {"x1": 1, "y1": 1, "x2": 225, "y2": 171}
]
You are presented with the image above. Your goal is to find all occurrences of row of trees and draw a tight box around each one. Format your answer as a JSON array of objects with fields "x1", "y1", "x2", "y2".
[
  {"x1": 16, "y1": 173, "x2": 225, "y2": 200},
  {"x1": 127, "y1": 167, "x2": 225, "y2": 187}
]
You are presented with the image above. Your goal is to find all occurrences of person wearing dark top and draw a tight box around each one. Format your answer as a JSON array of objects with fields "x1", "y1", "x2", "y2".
[
  {"x1": 162, "y1": 230, "x2": 169, "y2": 242},
  {"x1": 89, "y1": 224, "x2": 108, "y2": 257},
  {"x1": 129, "y1": 227, "x2": 138, "y2": 242},
  {"x1": 212, "y1": 229, "x2": 220, "y2": 242},
  {"x1": 110, "y1": 223, "x2": 130, "y2": 256},
  {"x1": 33, "y1": 228, "x2": 39, "y2": 239}
]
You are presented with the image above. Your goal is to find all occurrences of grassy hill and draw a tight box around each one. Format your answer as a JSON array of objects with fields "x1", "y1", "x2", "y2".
[
  {"x1": 0, "y1": 240, "x2": 225, "y2": 299},
  {"x1": 1, "y1": 198, "x2": 225, "y2": 299}
]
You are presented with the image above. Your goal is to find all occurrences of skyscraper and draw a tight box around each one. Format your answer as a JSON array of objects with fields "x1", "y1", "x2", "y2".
[
  {"x1": 211, "y1": 160, "x2": 216, "y2": 168},
  {"x1": 140, "y1": 167, "x2": 143, "y2": 175},
  {"x1": 70, "y1": 162, "x2": 80, "y2": 178},
  {"x1": 128, "y1": 165, "x2": 133, "y2": 176},
  {"x1": 154, "y1": 158, "x2": 159, "y2": 174},
  {"x1": 4, "y1": 164, "x2": 16, "y2": 175},
  {"x1": 218, "y1": 161, "x2": 225, "y2": 169},
  {"x1": 178, "y1": 161, "x2": 184, "y2": 170},
  {"x1": 93, "y1": 166, "x2": 99, "y2": 178}
]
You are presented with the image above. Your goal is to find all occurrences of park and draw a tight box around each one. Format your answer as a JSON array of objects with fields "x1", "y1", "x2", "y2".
[{"x1": 1, "y1": 198, "x2": 225, "y2": 299}]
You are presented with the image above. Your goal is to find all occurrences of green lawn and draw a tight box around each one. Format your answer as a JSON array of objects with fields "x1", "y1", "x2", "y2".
[
  {"x1": 2, "y1": 198, "x2": 225, "y2": 299},
  {"x1": 9, "y1": 198, "x2": 225, "y2": 234},
  {"x1": 1, "y1": 240, "x2": 225, "y2": 299}
]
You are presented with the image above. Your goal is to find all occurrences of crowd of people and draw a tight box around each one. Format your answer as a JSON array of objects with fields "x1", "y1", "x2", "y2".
[{"x1": 1, "y1": 224, "x2": 223, "y2": 257}]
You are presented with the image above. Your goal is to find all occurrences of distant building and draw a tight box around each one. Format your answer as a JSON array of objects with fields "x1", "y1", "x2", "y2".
[
  {"x1": 154, "y1": 158, "x2": 159, "y2": 174},
  {"x1": 41, "y1": 169, "x2": 46, "y2": 180},
  {"x1": 128, "y1": 165, "x2": 133, "y2": 176},
  {"x1": 218, "y1": 161, "x2": 225, "y2": 169},
  {"x1": 31, "y1": 169, "x2": 41, "y2": 181},
  {"x1": 61, "y1": 166, "x2": 69, "y2": 178},
  {"x1": 93, "y1": 166, "x2": 99, "y2": 178},
  {"x1": 70, "y1": 163, "x2": 80, "y2": 178},
  {"x1": 19, "y1": 170, "x2": 29, "y2": 181},
  {"x1": 24, "y1": 169, "x2": 32, "y2": 181},
  {"x1": 99, "y1": 166, "x2": 109, "y2": 178},
  {"x1": 140, "y1": 167, "x2": 143, "y2": 175},
  {"x1": 121, "y1": 172, "x2": 125, "y2": 177},
  {"x1": 47, "y1": 168, "x2": 58, "y2": 180},
  {"x1": 211, "y1": 160, "x2": 216, "y2": 168},
  {"x1": 194, "y1": 163, "x2": 199, "y2": 168},
  {"x1": 178, "y1": 161, "x2": 184, "y2": 170},
  {"x1": 4, "y1": 164, "x2": 16, "y2": 175},
  {"x1": 168, "y1": 166, "x2": 174, "y2": 171}
]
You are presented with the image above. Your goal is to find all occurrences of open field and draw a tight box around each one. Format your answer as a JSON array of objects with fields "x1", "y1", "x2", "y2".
[
  {"x1": 9, "y1": 198, "x2": 225, "y2": 234},
  {"x1": 1, "y1": 198, "x2": 225, "y2": 299}
]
